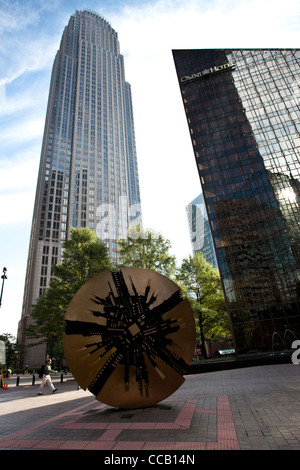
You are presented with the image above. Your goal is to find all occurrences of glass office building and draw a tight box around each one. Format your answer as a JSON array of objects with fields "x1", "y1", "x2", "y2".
[
  {"x1": 173, "y1": 49, "x2": 300, "y2": 354},
  {"x1": 18, "y1": 10, "x2": 142, "y2": 366},
  {"x1": 186, "y1": 193, "x2": 218, "y2": 269}
]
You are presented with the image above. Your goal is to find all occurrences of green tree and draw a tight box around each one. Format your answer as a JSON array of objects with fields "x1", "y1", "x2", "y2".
[
  {"x1": 176, "y1": 252, "x2": 231, "y2": 358},
  {"x1": 0, "y1": 333, "x2": 17, "y2": 369},
  {"x1": 117, "y1": 226, "x2": 176, "y2": 278},
  {"x1": 26, "y1": 228, "x2": 112, "y2": 360},
  {"x1": 52, "y1": 227, "x2": 112, "y2": 295}
]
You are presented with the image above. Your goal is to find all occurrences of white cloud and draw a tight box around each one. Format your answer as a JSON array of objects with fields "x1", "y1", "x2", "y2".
[
  {"x1": 0, "y1": 155, "x2": 39, "y2": 191},
  {"x1": 0, "y1": 35, "x2": 59, "y2": 87},
  {"x1": 0, "y1": 118, "x2": 44, "y2": 147},
  {"x1": 0, "y1": 0, "x2": 61, "y2": 87},
  {"x1": 0, "y1": 0, "x2": 61, "y2": 35},
  {"x1": 0, "y1": 191, "x2": 35, "y2": 226},
  {"x1": 0, "y1": 153, "x2": 39, "y2": 226},
  {"x1": 0, "y1": 2, "x2": 39, "y2": 34},
  {"x1": 0, "y1": 91, "x2": 35, "y2": 117}
]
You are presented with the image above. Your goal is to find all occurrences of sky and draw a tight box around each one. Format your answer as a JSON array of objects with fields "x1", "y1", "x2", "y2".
[{"x1": 0, "y1": 0, "x2": 300, "y2": 337}]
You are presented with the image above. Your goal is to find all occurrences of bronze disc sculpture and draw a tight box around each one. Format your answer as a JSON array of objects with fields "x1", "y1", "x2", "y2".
[{"x1": 63, "y1": 268, "x2": 196, "y2": 409}]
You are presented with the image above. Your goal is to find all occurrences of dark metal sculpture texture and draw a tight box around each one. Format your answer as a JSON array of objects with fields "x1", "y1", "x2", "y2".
[{"x1": 63, "y1": 268, "x2": 196, "y2": 408}]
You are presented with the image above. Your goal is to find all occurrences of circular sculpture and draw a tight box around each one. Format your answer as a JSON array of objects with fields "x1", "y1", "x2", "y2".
[{"x1": 63, "y1": 268, "x2": 196, "y2": 409}]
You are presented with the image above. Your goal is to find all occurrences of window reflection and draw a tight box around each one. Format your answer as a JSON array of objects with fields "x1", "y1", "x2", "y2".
[{"x1": 173, "y1": 49, "x2": 300, "y2": 354}]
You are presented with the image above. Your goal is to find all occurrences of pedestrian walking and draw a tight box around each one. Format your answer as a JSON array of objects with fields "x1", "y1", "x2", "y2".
[{"x1": 37, "y1": 359, "x2": 58, "y2": 395}]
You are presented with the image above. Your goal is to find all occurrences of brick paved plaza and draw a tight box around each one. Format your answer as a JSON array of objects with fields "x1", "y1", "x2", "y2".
[{"x1": 1, "y1": 362, "x2": 300, "y2": 452}]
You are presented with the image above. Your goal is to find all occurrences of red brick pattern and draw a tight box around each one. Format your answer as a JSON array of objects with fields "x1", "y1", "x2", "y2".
[{"x1": 0, "y1": 394, "x2": 239, "y2": 450}]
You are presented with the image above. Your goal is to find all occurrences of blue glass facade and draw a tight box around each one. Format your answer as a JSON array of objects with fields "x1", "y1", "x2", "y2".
[
  {"x1": 173, "y1": 49, "x2": 300, "y2": 354},
  {"x1": 186, "y1": 193, "x2": 218, "y2": 269}
]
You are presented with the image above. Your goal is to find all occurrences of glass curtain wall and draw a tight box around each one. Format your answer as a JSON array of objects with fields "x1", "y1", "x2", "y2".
[{"x1": 173, "y1": 49, "x2": 300, "y2": 354}]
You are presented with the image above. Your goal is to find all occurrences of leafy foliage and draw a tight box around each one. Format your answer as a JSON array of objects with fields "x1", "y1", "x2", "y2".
[
  {"x1": 117, "y1": 226, "x2": 176, "y2": 278},
  {"x1": 26, "y1": 228, "x2": 112, "y2": 359},
  {"x1": 176, "y1": 252, "x2": 231, "y2": 357},
  {"x1": 24, "y1": 226, "x2": 231, "y2": 363}
]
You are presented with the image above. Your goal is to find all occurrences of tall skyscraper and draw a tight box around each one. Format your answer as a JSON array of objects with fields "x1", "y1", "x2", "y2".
[
  {"x1": 18, "y1": 10, "x2": 142, "y2": 366},
  {"x1": 173, "y1": 49, "x2": 300, "y2": 354}
]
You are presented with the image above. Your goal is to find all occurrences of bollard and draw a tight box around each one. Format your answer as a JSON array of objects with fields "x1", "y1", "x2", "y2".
[
  {"x1": 32, "y1": 374, "x2": 35, "y2": 386},
  {"x1": 60, "y1": 373, "x2": 63, "y2": 383},
  {"x1": 16, "y1": 375, "x2": 20, "y2": 386}
]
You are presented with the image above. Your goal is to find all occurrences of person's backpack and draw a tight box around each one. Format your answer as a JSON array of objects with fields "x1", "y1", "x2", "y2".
[{"x1": 39, "y1": 364, "x2": 45, "y2": 378}]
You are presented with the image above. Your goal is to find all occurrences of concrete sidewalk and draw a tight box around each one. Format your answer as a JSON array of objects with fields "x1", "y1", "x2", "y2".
[{"x1": 0, "y1": 362, "x2": 300, "y2": 451}]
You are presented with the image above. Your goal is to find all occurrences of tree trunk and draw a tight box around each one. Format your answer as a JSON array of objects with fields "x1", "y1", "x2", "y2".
[{"x1": 198, "y1": 313, "x2": 207, "y2": 359}]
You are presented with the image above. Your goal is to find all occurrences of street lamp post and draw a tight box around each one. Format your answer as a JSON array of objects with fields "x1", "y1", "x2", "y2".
[{"x1": 0, "y1": 267, "x2": 7, "y2": 308}]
